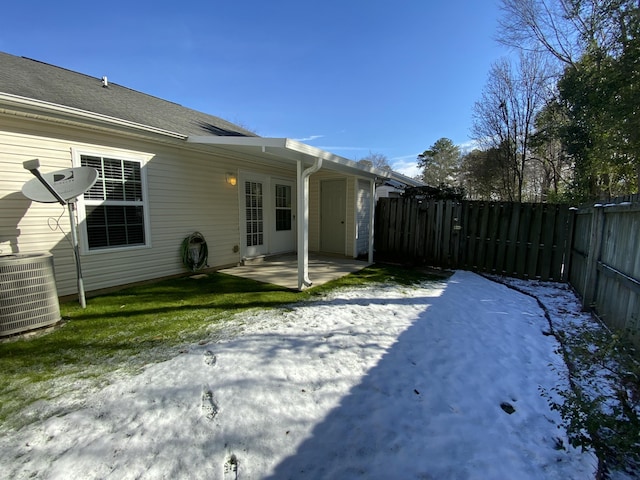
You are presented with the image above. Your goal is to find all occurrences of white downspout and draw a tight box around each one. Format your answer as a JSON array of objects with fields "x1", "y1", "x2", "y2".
[
  {"x1": 297, "y1": 157, "x2": 323, "y2": 290},
  {"x1": 368, "y1": 177, "x2": 376, "y2": 264}
]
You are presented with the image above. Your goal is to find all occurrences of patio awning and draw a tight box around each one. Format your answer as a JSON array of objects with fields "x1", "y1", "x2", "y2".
[
  {"x1": 186, "y1": 136, "x2": 420, "y2": 290},
  {"x1": 186, "y1": 136, "x2": 423, "y2": 186}
]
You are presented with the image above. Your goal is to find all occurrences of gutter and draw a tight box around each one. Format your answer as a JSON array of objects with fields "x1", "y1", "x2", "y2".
[
  {"x1": 0, "y1": 93, "x2": 187, "y2": 140},
  {"x1": 297, "y1": 157, "x2": 323, "y2": 290}
]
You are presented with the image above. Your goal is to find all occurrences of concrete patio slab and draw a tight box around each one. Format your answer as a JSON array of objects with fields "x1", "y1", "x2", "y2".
[{"x1": 219, "y1": 254, "x2": 371, "y2": 290}]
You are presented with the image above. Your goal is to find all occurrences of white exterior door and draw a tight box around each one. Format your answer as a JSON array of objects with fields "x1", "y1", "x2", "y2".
[
  {"x1": 271, "y1": 180, "x2": 296, "y2": 253},
  {"x1": 240, "y1": 174, "x2": 297, "y2": 258},
  {"x1": 320, "y1": 179, "x2": 347, "y2": 254},
  {"x1": 241, "y1": 175, "x2": 268, "y2": 258}
]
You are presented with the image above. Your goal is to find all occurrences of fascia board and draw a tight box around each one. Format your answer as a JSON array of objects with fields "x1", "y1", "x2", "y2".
[
  {"x1": 0, "y1": 93, "x2": 187, "y2": 139},
  {"x1": 389, "y1": 171, "x2": 424, "y2": 187},
  {"x1": 188, "y1": 135, "x2": 390, "y2": 180}
]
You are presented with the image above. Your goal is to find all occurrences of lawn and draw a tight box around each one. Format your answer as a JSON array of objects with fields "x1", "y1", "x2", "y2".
[
  {"x1": 1, "y1": 269, "x2": 596, "y2": 479},
  {"x1": 0, "y1": 264, "x2": 439, "y2": 430},
  {"x1": 4, "y1": 265, "x2": 637, "y2": 478}
]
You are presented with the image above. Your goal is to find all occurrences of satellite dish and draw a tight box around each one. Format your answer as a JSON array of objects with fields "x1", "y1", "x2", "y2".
[
  {"x1": 20, "y1": 161, "x2": 99, "y2": 309},
  {"x1": 22, "y1": 167, "x2": 98, "y2": 203}
]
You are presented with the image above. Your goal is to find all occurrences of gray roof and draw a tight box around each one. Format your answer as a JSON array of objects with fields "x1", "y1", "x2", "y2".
[{"x1": 0, "y1": 51, "x2": 255, "y2": 137}]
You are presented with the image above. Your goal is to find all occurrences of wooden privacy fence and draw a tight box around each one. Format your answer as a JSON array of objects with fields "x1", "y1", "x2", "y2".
[
  {"x1": 569, "y1": 203, "x2": 640, "y2": 338},
  {"x1": 375, "y1": 198, "x2": 573, "y2": 281}
]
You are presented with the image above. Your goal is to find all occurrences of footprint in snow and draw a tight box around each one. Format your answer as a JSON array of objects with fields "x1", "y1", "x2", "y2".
[
  {"x1": 201, "y1": 389, "x2": 219, "y2": 420},
  {"x1": 203, "y1": 350, "x2": 217, "y2": 366},
  {"x1": 224, "y1": 454, "x2": 238, "y2": 480}
]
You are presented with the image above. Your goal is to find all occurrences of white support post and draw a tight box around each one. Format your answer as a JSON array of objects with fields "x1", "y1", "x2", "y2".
[
  {"x1": 368, "y1": 178, "x2": 376, "y2": 264},
  {"x1": 297, "y1": 161, "x2": 306, "y2": 290}
]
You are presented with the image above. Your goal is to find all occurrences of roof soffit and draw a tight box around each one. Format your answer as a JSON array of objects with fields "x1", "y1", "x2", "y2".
[{"x1": 186, "y1": 135, "x2": 388, "y2": 179}]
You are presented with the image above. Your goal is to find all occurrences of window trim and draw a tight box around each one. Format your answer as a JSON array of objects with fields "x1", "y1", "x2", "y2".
[{"x1": 72, "y1": 148, "x2": 151, "y2": 255}]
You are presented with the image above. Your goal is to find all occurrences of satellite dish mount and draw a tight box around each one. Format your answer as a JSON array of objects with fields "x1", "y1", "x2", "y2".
[{"x1": 22, "y1": 159, "x2": 99, "y2": 308}]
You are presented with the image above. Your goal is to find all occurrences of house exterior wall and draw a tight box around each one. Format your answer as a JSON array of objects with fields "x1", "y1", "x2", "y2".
[
  {"x1": 0, "y1": 115, "x2": 289, "y2": 296},
  {"x1": 346, "y1": 177, "x2": 356, "y2": 258},
  {"x1": 1, "y1": 114, "x2": 368, "y2": 296},
  {"x1": 355, "y1": 179, "x2": 372, "y2": 257},
  {"x1": 308, "y1": 171, "x2": 361, "y2": 258},
  {"x1": 376, "y1": 184, "x2": 403, "y2": 199},
  {"x1": 308, "y1": 173, "x2": 321, "y2": 252}
]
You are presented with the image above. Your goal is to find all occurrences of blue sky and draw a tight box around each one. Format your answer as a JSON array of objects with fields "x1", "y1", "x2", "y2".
[{"x1": 1, "y1": 1, "x2": 510, "y2": 177}]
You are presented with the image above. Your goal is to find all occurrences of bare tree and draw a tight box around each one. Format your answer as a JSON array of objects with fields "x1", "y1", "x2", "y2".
[
  {"x1": 497, "y1": 0, "x2": 632, "y2": 67},
  {"x1": 472, "y1": 52, "x2": 553, "y2": 201},
  {"x1": 529, "y1": 100, "x2": 575, "y2": 200},
  {"x1": 357, "y1": 152, "x2": 392, "y2": 171}
]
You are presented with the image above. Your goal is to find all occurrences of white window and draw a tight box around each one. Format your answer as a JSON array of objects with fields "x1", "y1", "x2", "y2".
[
  {"x1": 275, "y1": 184, "x2": 292, "y2": 231},
  {"x1": 77, "y1": 153, "x2": 149, "y2": 251}
]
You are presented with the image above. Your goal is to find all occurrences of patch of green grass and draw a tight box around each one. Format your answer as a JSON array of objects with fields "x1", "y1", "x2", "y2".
[
  {"x1": 0, "y1": 264, "x2": 442, "y2": 430},
  {"x1": 544, "y1": 324, "x2": 640, "y2": 476},
  {"x1": 311, "y1": 263, "x2": 450, "y2": 291}
]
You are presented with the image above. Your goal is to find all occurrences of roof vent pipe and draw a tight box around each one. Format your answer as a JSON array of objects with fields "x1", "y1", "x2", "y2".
[{"x1": 102, "y1": 76, "x2": 108, "y2": 88}]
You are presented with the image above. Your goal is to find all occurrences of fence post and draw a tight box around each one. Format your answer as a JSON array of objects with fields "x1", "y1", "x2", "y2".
[
  {"x1": 561, "y1": 207, "x2": 577, "y2": 282},
  {"x1": 583, "y1": 204, "x2": 605, "y2": 309}
]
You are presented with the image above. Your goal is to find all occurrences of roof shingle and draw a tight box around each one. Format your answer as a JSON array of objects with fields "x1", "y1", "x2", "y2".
[{"x1": 0, "y1": 52, "x2": 255, "y2": 138}]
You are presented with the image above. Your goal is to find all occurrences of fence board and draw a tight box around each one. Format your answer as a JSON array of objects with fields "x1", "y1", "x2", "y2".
[
  {"x1": 494, "y1": 203, "x2": 511, "y2": 275},
  {"x1": 478, "y1": 202, "x2": 490, "y2": 270},
  {"x1": 375, "y1": 198, "x2": 572, "y2": 282},
  {"x1": 527, "y1": 204, "x2": 543, "y2": 279},
  {"x1": 459, "y1": 201, "x2": 470, "y2": 268},
  {"x1": 393, "y1": 199, "x2": 402, "y2": 252},
  {"x1": 422, "y1": 201, "x2": 431, "y2": 261},
  {"x1": 539, "y1": 205, "x2": 556, "y2": 280},
  {"x1": 568, "y1": 203, "x2": 640, "y2": 345},
  {"x1": 551, "y1": 205, "x2": 570, "y2": 281},
  {"x1": 569, "y1": 211, "x2": 591, "y2": 294},
  {"x1": 452, "y1": 202, "x2": 463, "y2": 265},
  {"x1": 514, "y1": 204, "x2": 530, "y2": 278},
  {"x1": 504, "y1": 203, "x2": 520, "y2": 276},
  {"x1": 377, "y1": 199, "x2": 390, "y2": 253},
  {"x1": 416, "y1": 203, "x2": 427, "y2": 260},
  {"x1": 487, "y1": 204, "x2": 502, "y2": 274},
  {"x1": 468, "y1": 202, "x2": 483, "y2": 269},
  {"x1": 442, "y1": 201, "x2": 453, "y2": 267},
  {"x1": 433, "y1": 201, "x2": 441, "y2": 260}
]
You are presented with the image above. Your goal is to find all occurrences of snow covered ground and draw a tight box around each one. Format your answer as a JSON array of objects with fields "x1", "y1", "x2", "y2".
[{"x1": 1, "y1": 270, "x2": 598, "y2": 479}]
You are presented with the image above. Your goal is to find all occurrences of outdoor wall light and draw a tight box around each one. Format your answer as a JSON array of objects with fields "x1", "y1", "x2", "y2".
[{"x1": 226, "y1": 173, "x2": 237, "y2": 186}]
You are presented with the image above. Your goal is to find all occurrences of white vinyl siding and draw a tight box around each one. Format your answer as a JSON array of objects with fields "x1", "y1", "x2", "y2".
[
  {"x1": 0, "y1": 124, "x2": 81, "y2": 295},
  {"x1": 0, "y1": 117, "x2": 252, "y2": 295},
  {"x1": 355, "y1": 179, "x2": 371, "y2": 257},
  {"x1": 308, "y1": 173, "x2": 321, "y2": 252},
  {"x1": 345, "y1": 177, "x2": 356, "y2": 258},
  {"x1": 1, "y1": 113, "x2": 371, "y2": 296}
]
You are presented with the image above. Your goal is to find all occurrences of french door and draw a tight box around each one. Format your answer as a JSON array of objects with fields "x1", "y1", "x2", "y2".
[
  {"x1": 240, "y1": 174, "x2": 296, "y2": 258},
  {"x1": 242, "y1": 177, "x2": 267, "y2": 258}
]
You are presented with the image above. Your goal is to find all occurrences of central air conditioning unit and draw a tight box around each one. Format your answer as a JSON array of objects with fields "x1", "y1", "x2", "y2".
[{"x1": 0, "y1": 253, "x2": 61, "y2": 336}]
